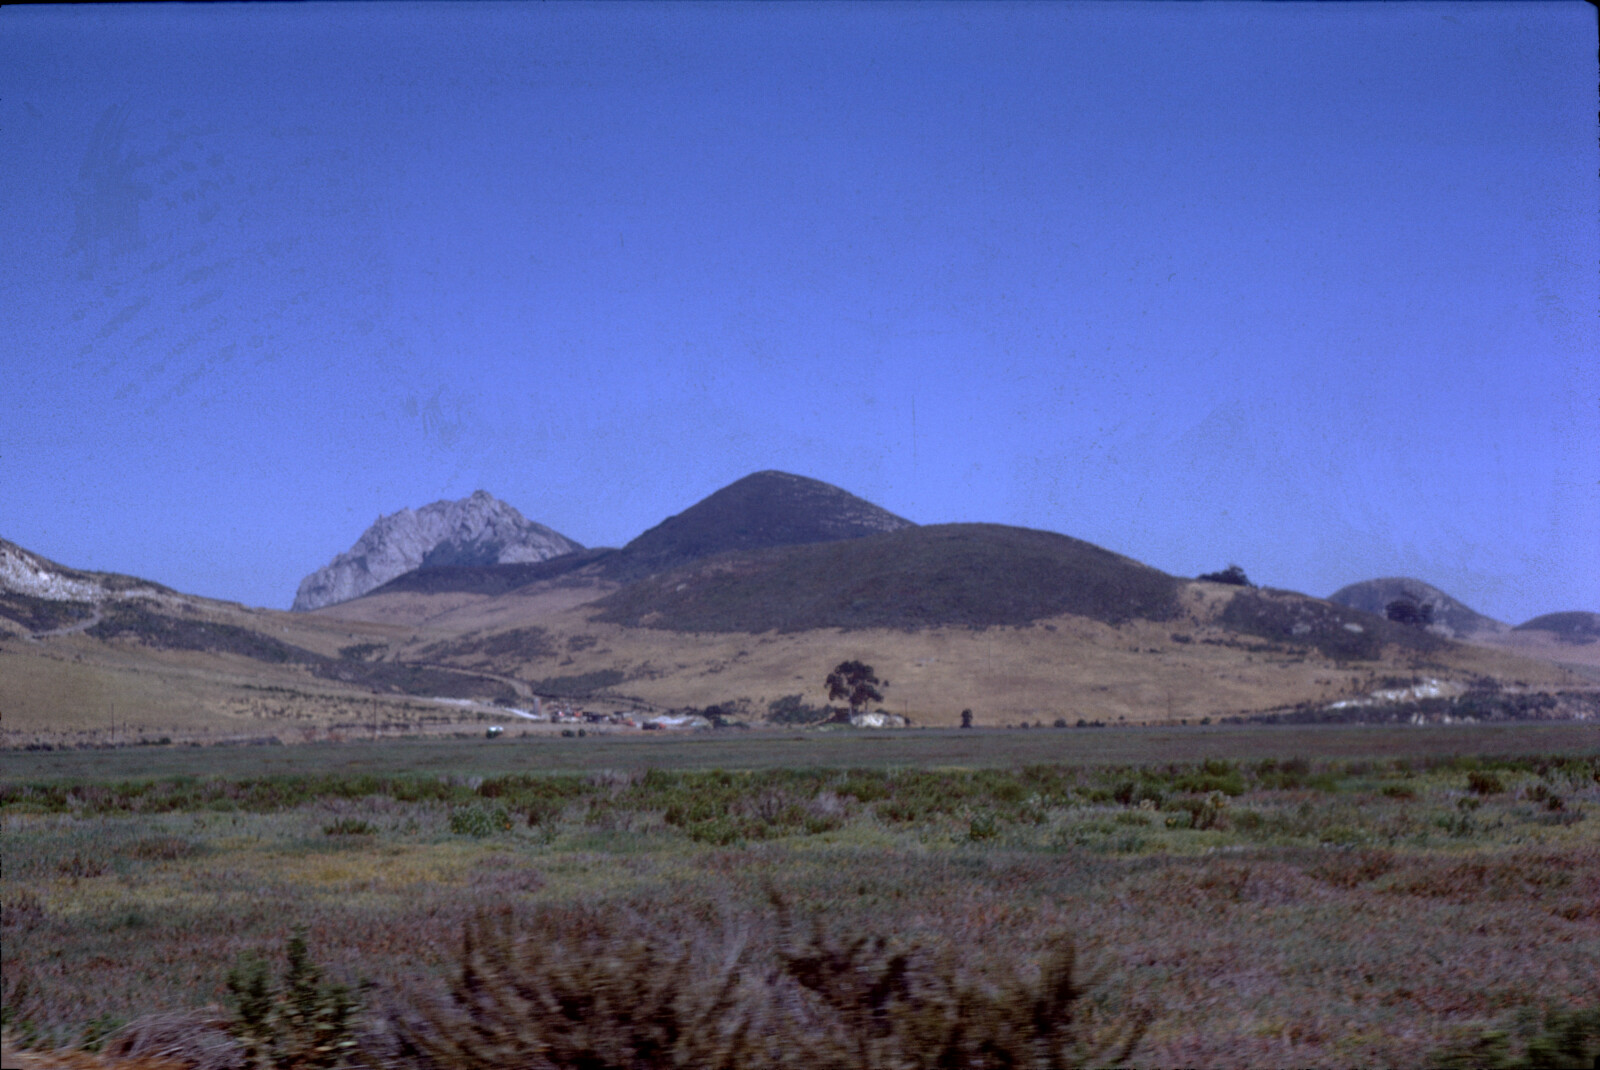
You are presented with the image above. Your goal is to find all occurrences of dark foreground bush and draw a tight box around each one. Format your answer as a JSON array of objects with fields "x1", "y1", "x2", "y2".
[
  {"x1": 226, "y1": 928, "x2": 358, "y2": 1069},
  {"x1": 386, "y1": 900, "x2": 1146, "y2": 1070},
  {"x1": 1432, "y1": 1004, "x2": 1600, "y2": 1069}
]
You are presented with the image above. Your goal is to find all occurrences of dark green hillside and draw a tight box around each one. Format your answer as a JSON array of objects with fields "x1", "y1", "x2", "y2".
[
  {"x1": 88, "y1": 601, "x2": 322, "y2": 663},
  {"x1": 84, "y1": 602, "x2": 513, "y2": 701},
  {"x1": 592, "y1": 523, "x2": 1181, "y2": 632},
  {"x1": 614, "y1": 470, "x2": 913, "y2": 580},
  {"x1": 1515, "y1": 611, "x2": 1600, "y2": 643},
  {"x1": 0, "y1": 592, "x2": 97, "y2": 633}
]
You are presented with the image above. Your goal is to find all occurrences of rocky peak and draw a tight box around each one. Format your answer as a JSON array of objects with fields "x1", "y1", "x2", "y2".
[{"x1": 291, "y1": 492, "x2": 583, "y2": 611}]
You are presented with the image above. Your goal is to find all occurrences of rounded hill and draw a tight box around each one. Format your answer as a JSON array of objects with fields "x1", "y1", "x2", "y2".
[
  {"x1": 615, "y1": 470, "x2": 913, "y2": 580},
  {"x1": 1513, "y1": 611, "x2": 1600, "y2": 643},
  {"x1": 592, "y1": 522, "x2": 1182, "y2": 632},
  {"x1": 1326, "y1": 577, "x2": 1505, "y2": 639}
]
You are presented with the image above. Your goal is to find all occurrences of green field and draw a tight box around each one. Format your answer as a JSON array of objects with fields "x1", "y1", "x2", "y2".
[
  {"x1": 4, "y1": 721, "x2": 1595, "y2": 783},
  {"x1": 3, "y1": 724, "x2": 1598, "y2": 1068}
]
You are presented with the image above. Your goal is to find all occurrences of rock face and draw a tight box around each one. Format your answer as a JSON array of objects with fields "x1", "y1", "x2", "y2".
[
  {"x1": 1, "y1": 538, "x2": 168, "y2": 602},
  {"x1": 1, "y1": 539, "x2": 106, "y2": 601},
  {"x1": 291, "y1": 491, "x2": 583, "y2": 611},
  {"x1": 1326, "y1": 577, "x2": 1507, "y2": 640}
]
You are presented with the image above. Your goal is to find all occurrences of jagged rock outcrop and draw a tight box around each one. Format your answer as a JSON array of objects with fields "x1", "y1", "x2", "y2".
[{"x1": 291, "y1": 491, "x2": 582, "y2": 611}]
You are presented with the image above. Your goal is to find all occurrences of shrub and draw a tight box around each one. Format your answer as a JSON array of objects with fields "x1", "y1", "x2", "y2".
[
  {"x1": 225, "y1": 929, "x2": 358, "y2": 1069},
  {"x1": 1468, "y1": 771, "x2": 1506, "y2": 796},
  {"x1": 1431, "y1": 1004, "x2": 1600, "y2": 1069},
  {"x1": 1197, "y1": 564, "x2": 1251, "y2": 586},
  {"x1": 390, "y1": 901, "x2": 1147, "y2": 1070},
  {"x1": 449, "y1": 804, "x2": 512, "y2": 837},
  {"x1": 771, "y1": 897, "x2": 1148, "y2": 1069},
  {"x1": 322, "y1": 818, "x2": 377, "y2": 836},
  {"x1": 1175, "y1": 760, "x2": 1247, "y2": 797},
  {"x1": 1165, "y1": 792, "x2": 1230, "y2": 831},
  {"x1": 967, "y1": 811, "x2": 1000, "y2": 842},
  {"x1": 767, "y1": 693, "x2": 826, "y2": 725},
  {"x1": 390, "y1": 907, "x2": 756, "y2": 1069}
]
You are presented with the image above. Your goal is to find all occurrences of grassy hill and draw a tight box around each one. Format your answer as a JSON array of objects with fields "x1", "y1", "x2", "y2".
[
  {"x1": 592, "y1": 523, "x2": 1183, "y2": 632},
  {"x1": 612, "y1": 469, "x2": 915, "y2": 581},
  {"x1": 1515, "y1": 612, "x2": 1600, "y2": 644}
]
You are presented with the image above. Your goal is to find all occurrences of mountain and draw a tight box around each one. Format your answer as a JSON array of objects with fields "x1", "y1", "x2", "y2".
[
  {"x1": 614, "y1": 470, "x2": 913, "y2": 579},
  {"x1": 1326, "y1": 577, "x2": 1508, "y2": 640},
  {"x1": 1514, "y1": 612, "x2": 1600, "y2": 644},
  {"x1": 593, "y1": 522, "x2": 1180, "y2": 632},
  {"x1": 291, "y1": 491, "x2": 583, "y2": 611},
  {"x1": 340, "y1": 470, "x2": 915, "y2": 605}
]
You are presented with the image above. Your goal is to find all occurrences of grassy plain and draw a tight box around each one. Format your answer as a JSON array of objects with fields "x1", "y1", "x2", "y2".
[{"x1": 3, "y1": 725, "x2": 1598, "y2": 1068}]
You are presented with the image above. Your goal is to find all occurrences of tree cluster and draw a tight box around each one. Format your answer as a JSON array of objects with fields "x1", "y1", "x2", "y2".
[
  {"x1": 1385, "y1": 596, "x2": 1435, "y2": 628},
  {"x1": 1197, "y1": 565, "x2": 1252, "y2": 587},
  {"x1": 826, "y1": 660, "x2": 886, "y2": 716}
]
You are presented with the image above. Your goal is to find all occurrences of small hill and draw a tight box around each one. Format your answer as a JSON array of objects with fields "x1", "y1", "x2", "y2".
[
  {"x1": 614, "y1": 471, "x2": 913, "y2": 580},
  {"x1": 1326, "y1": 577, "x2": 1507, "y2": 639},
  {"x1": 292, "y1": 491, "x2": 583, "y2": 611},
  {"x1": 592, "y1": 523, "x2": 1182, "y2": 632},
  {"x1": 1514, "y1": 611, "x2": 1600, "y2": 644}
]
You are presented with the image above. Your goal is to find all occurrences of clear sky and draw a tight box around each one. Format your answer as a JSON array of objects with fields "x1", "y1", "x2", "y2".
[{"x1": 2, "y1": 2, "x2": 1595, "y2": 623}]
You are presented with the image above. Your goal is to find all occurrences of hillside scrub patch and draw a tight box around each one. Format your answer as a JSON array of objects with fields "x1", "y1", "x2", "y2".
[
  {"x1": 1219, "y1": 589, "x2": 1432, "y2": 661},
  {"x1": 529, "y1": 668, "x2": 625, "y2": 698},
  {"x1": 87, "y1": 601, "x2": 319, "y2": 664},
  {"x1": 0, "y1": 592, "x2": 97, "y2": 632}
]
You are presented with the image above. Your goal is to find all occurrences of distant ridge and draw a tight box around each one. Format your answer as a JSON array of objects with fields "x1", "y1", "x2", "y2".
[
  {"x1": 1327, "y1": 577, "x2": 1507, "y2": 639},
  {"x1": 292, "y1": 491, "x2": 582, "y2": 611},
  {"x1": 1514, "y1": 611, "x2": 1600, "y2": 644}
]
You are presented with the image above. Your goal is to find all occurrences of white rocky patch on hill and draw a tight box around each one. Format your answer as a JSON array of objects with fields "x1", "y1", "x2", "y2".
[
  {"x1": 0, "y1": 542, "x2": 106, "y2": 601},
  {"x1": 291, "y1": 490, "x2": 583, "y2": 611}
]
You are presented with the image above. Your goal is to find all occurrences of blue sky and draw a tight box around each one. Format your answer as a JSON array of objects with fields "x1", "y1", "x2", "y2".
[{"x1": 2, "y1": 2, "x2": 1595, "y2": 623}]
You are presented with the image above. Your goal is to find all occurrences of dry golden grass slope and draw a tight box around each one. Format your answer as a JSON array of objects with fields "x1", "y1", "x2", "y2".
[
  {"x1": 396, "y1": 580, "x2": 1589, "y2": 725},
  {"x1": 3, "y1": 534, "x2": 1593, "y2": 741}
]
